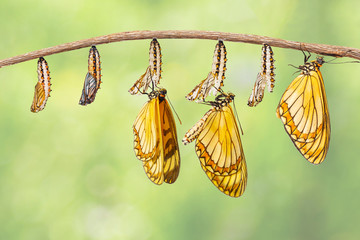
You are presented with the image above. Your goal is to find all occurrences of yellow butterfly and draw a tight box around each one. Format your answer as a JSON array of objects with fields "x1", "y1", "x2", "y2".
[
  {"x1": 79, "y1": 46, "x2": 102, "y2": 105},
  {"x1": 31, "y1": 57, "x2": 51, "y2": 113},
  {"x1": 276, "y1": 56, "x2": 330, "y2": 164},
  {"x1": 133, "y1": 88, "x2": 180, "y2": 184},
  {"x1": 183, "y1": 92, "x2": 247, "y2": 197}
]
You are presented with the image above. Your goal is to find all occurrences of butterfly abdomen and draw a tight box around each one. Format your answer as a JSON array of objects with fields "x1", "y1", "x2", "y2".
[{"x1": 182, "y1": 108, "x2": 213, "y2": 145}]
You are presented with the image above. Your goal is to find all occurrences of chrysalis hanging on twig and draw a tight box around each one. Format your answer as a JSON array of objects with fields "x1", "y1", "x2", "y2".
[
  {"x1": 129, "y1": 38, "x2": 162, "y2": 95},
  {"x1": 186, "y1": 40, "x2": 227, "y2": 102},
  {"x1": 248, "y1": 44, "x2": 275, "y2": 107},
  {"x1": 79, "y1": 46, "x2": 102, "y2": 105},
  {"x1": 30, "y1": 57, "x2": 51, "y2": 113}
]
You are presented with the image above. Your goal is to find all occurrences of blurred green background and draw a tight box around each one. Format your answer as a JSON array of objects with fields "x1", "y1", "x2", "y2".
[{"x1": 1, "y1": 0, "x2": 360, "y2": 239}]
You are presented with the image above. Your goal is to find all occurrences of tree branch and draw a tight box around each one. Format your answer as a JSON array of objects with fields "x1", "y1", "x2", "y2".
[{"x1": 1, "y1": 30, "x2": 360, "y2": 68}]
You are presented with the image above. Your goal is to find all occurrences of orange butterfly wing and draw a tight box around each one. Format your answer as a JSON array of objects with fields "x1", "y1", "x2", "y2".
[
  {"x1": 187, "y1": 105, "x2": 247, "y2": 197},
  {"x1": 158, "y1": 98, "x2": 180, "y2": 183},
  {"x1": 276, "y1": 65, "x2": 330, "y2": 164}
]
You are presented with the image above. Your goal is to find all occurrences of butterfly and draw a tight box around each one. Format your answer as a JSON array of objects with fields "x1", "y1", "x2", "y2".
[
  {"x1": 186, "y1": 40, "x2": 227, "y2": 102},
  {"x1": 248, "y1": 44, "x2": 275, "y2": 107},
  {"x1": 79, "y1": 46, "x2": 102, "y2": 105},
  {"x1": 276, "y1": 56, "x2": 330, "y2": 164},
  {"x1": 133, "y1": 88, "x2": 180, "y2": 184},
  {"x1": 129, "y1": 38, "x2": 162, "y2": 95},
  {"x1": 31, "y1": 57, "x2": 51, "y2": 113},
  {"x1": 183, "y1": 92, "x2": 247, "y2": 197}
]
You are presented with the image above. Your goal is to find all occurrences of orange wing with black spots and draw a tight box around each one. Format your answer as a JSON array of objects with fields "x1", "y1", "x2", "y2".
[{"x1": 276, "y1": 58, "x2": 330, "y2": 164}]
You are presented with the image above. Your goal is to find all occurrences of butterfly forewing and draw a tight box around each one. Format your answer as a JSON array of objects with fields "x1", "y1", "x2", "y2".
[
  {"x1": 31, "y1": 57, "x2": 51, "y2": 113},
  {"x1": 159, "y1": 98, "x2": 180, "y2": 183},
  {"x1": 196, "y1": 105, "x2": 243, "y2": 176},
  {"x1": 277, "y1": 59, "x2": 330, "y2": 164}
]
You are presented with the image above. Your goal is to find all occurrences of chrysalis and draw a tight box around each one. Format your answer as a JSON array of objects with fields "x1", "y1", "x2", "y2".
[
  {"x1": 186, "y1": 40, "x2": 227, "y2": 102},
  {"x1": 79, "y1": 45, "x2": 102, "y2": 105},
  {"x1": 248, "y1": 44, "x2": 275, "y2": 107},
  {"x1": 129, "y1": 38, "x2": 162, "y2": 95},
  {"x1": 30, "y1": 57, "x2": 51, "y2": 113}
]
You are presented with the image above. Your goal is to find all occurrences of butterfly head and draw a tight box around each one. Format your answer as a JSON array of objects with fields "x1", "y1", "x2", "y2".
[
  {"x1": 315, "y1": 56, "x2": 325, "y2": 66},
  {"x1": 158, "y1": 88, "x2": 167, "y2": 98}
]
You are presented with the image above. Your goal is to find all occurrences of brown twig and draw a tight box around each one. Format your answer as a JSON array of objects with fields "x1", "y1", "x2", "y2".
[{"x1": 1, "y1": 30, "x2": 360, "y2": 68}]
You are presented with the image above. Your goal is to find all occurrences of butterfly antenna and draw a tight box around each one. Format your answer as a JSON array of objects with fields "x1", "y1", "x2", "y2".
[
  {"x1": 326, "y1": 59, "x2": 360, "y2": 64},
  {"x1": 166, "y1": 95, "x2": 182, "y2": 125},
  {"x1": 232, "y1": 101, "x2": 244, "y2": 135}
]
